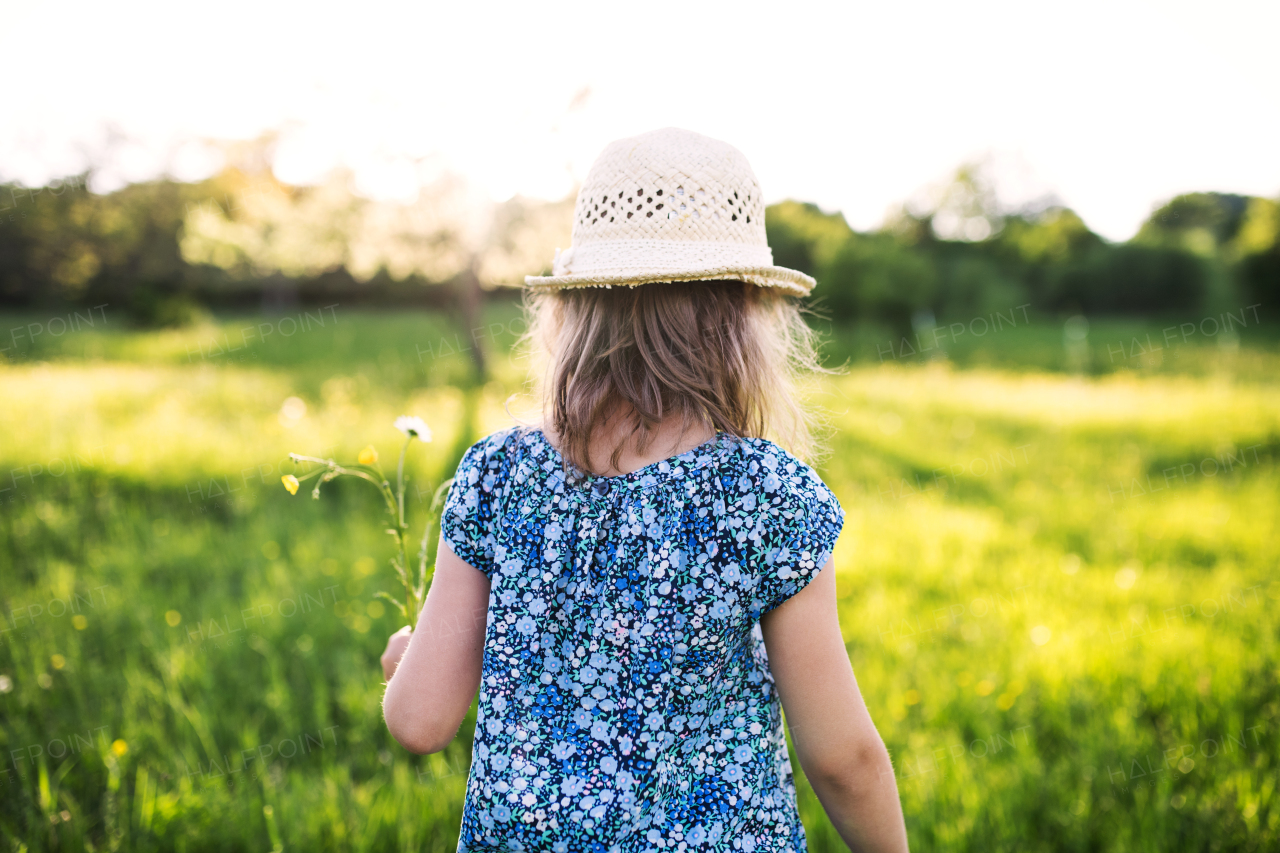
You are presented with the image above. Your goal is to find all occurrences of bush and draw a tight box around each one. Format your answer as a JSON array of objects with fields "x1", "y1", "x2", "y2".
[
  {"x1": 1134, "y1": 192, "x2": 1250, "y2": 253},
  {"x1": 820, "y1": 234, "x2": 938, "y2": 328},
  {"x1": 127, "y1": 283, "x2": 210, "y2": 328},
  {"x1": 764, "y1": 201, "x2": 854, "y2": 278},
  {"x1": 931, "y1": 254, "x2": 1030, "y2": 320},
  {"x1": 1239, "y1": 247, "x2": 1280, "y2": 308},
  {"x1": 1049, "y1": 244, "x2": 1209, "y2": 314}
]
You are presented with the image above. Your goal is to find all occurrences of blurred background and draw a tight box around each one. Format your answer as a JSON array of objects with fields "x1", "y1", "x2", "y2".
[{"x1": 1, "y1": 0, "x2": 1277, "y2": 850}]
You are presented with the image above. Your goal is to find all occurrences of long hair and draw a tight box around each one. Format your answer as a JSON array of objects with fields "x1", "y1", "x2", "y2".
[{"x1": 519, "y1": 280, "x2": 830, "y2": 474}]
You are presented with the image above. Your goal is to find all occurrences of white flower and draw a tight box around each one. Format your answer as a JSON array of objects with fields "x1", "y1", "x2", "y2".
[{"x1": 394, "y1": 416, "x2": 432, "y2": 441}]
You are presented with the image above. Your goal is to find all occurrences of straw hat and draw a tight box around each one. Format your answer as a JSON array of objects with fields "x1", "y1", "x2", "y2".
[{"x1": 524, "y1": 127, "x2": 816, "y2": 296}]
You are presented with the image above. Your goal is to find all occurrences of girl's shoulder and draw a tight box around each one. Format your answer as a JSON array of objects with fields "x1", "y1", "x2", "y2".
[
  {"x1": 453, "y1": 426, "x2": 565, "y2": 491},
  {"x1": 454, "y1": 426, "x2": 536, "y2": 479},
  {"x1": 725, "y1": 435, "x2": 841, "y2": 506},
  {"x1": 461, "y1": 425, "x2": 528, "y2": 459}
]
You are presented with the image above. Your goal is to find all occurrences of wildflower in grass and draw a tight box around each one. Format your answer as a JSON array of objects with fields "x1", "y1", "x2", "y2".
[
  {"x1": 286, "y1": 417, "x2": 453, "y2": 628},
  {"x1": 395, "y1": 415, "x2": 432, "y2": 441}
]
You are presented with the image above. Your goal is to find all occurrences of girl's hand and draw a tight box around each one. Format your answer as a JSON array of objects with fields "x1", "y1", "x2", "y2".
[{"x1": 381, "y1": 625, "x2": 413, "y2": 681}]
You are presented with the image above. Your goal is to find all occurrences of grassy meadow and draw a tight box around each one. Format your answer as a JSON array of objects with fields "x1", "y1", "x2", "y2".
[{"x1": 1, "y1": 300, "x2": 1278, "y2": 852}]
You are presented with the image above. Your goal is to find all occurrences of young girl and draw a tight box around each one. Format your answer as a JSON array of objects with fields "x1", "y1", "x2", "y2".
[{"x1": 381, "y1": 128, "x2": 909, "y2": 853}]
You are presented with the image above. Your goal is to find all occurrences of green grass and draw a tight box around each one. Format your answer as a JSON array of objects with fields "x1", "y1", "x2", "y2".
[{"x1": 1, "y1": 305, "x2": 1277, "y2": 851}]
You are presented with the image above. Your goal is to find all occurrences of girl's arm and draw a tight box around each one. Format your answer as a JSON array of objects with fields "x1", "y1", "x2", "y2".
[
  {"x1": 760, "y1": 558, "x2": 910, "y2": 853},
  {"x1": 381, "y1": 539, "x2": 491, "y2": 754}
]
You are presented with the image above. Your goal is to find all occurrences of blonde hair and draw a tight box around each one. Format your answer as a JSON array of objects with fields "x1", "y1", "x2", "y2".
[{"x1": 519, "y1": 280, "x2": 829, "y2": 474}]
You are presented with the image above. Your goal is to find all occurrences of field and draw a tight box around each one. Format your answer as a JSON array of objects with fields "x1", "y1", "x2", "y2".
[{"x1": 1, "y1": 300, "x2": 1278, "y2": 852}]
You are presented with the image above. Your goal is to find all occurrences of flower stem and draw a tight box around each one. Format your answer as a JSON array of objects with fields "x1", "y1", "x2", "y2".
[{"x1": 286, "y1": 448, "x2": 433, "y2": 628}]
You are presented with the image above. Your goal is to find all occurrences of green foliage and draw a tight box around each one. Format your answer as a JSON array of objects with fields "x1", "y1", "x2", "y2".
[
  {"x1": 0, "y1": 177, "x2": 210, "y2": 306},
  {"x1": 1050, "y1": 244, "x2": 1211, "y2": 315},
  {"x1": 0, "y1": 169, "x2": 569, "y2": 322},
  {"x1": 993, "y1": 207, "x2": 1104, "y2": 267},
  {"x1": 1, "y1": 311, "x2": 1277, "y2": 851},
  {"x1": 1240, "y1": 248, "x2": 1280, "y2": 307},
  {"x1": 763, "y1": 200, "x2": 854, "y2": 277},
  {"x1": 1231, "y1": 198, "x2": 1280, "y2": 306},
  {"x1": 1134, "y1": 193, "x2": 1251, "y2": 256},
  {"x1": 765, "y1": 186, "x2": 1235, "y2": 326},
  {"x1": 2, "y1": 169, "x2": 1276, "y2": 329},
  {"x1": 127, "y1": 285, "x2": 212, "y2": 329},
  {"x1": 820, "y1": 233, "x2": 939, "y2": 327},
  {"x1": 1231, "y1": 197, "x2": 1280, "y2": 257},
  {"x1": 930, "y1": 254, "x2": 1029, "y2": 321}
]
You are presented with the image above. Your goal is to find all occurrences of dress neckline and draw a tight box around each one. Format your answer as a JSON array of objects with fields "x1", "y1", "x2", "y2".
[{"x1": 528, "y1": 427, "x2": 737, "y2": 489}]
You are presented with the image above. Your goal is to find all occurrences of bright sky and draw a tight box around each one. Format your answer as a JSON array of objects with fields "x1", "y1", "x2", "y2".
[{"x1": 4, "y1": 0, "x2": 1278, "y2": 240}]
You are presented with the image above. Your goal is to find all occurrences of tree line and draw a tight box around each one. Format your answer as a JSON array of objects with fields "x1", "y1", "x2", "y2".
[
  {"x1": 768, "y1": 168, "x2": 1278, "y2": 331},
  {"x1": 1, "y1": 163, "x2": 1275, "y2": 330}
]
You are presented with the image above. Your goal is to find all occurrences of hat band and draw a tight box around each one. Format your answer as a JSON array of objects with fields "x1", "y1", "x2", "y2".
[{"x1": 554, "y1": 240, "x2": 775, "y2": 277}]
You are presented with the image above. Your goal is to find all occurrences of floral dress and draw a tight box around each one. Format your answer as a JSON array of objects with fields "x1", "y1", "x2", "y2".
[{"x1": 440, "y1": 426, "x2": 845, "y2": 853}]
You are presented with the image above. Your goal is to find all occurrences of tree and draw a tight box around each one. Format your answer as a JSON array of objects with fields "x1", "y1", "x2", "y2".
[
  {"x1": 179, "y1": 166, "x2": 574, "y2": 378},
  {"x1": 1133, "y1": 192, "x2": 1250, "y2": 256},
  {"x1": 994, "y1": 207, "x2": 1102, "y2": 267},
  {"x1": 1231, "y1": 196, "x2": 1280, "y2": 305},
  {"x1": 1049, "y1": 244, "x2": 1209, "y2": 315},
  {"x1": 821, "y1": 233, "x2": 939, "y2": 329},
  {"x1": 764, "y1": 201, "x2": 854, "y2": 278}
]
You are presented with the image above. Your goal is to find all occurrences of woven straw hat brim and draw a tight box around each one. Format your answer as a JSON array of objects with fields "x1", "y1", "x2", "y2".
[{"x1": 524, "y1": 265, "x2": 815, "y2": 297}]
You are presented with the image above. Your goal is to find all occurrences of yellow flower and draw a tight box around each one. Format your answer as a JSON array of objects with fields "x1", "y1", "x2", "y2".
[
  {"x1": 111, "y1": 739, "x2": 128, "y2": 756},
  {"x1": 358, "y1": 445, "x2": 378, "y2": 465},
  {"x1": 282, "y1": 475, "x2": 299, "y2": 495}
]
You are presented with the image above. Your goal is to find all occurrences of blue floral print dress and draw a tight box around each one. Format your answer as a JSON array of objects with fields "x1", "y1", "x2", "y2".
[{"x1": 440, "y1": 426, "x2": 845, "y2": 853}]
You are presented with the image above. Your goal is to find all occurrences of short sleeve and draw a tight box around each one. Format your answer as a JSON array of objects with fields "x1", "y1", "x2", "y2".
[
  {"x1": 439, "y1": 429, "x2": 518, "y2": 579},
  {"x1": 755, "y1": 471, "x2": 845, "y2": 615}
]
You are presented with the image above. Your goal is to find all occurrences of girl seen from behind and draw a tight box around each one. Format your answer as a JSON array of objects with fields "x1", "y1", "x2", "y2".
[{"x1": 381, "y1": 127, "x2": 909, "y2": 853}]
